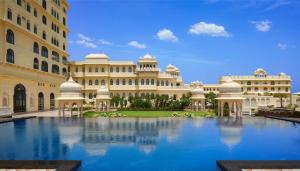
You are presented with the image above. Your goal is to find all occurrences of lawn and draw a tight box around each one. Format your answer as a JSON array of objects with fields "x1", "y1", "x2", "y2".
[{"x1": 83, "y1": 110, "x2": 216, "y2": 118}]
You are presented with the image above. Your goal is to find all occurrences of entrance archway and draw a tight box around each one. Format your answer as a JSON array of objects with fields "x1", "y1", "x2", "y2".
[
  {"x1": 50, "y1": 93, "x2": 55, "y2": 110},
  {"x1": 223, "y1": 102, "x2": 229, "y2": 116},
  {"x1": 38, "y1": 92, "x2": 44, "y2": 111},
  {"x1": 14, "y1": 84, "x2": 26, "y2": 113}
]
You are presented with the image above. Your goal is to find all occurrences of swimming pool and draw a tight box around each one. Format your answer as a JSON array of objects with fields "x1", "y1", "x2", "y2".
[{"x1": 0, "y1": 117, "x2": 299, "y2": 170}]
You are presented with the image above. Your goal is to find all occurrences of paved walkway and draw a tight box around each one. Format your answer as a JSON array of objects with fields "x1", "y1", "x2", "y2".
[{"x1": 13, "y1": 110, "x2": 64, "y2": 118}]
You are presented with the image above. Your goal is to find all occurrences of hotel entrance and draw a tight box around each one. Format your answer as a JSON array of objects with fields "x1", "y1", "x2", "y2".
[{"x1": 13, "y1": 84, "x2": 26, "y2": 113}]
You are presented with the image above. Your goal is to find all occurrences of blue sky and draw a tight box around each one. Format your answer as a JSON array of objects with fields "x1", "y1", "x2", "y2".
[{"x1": 67, "y1": 0, "x2": 300, "y2": 92}]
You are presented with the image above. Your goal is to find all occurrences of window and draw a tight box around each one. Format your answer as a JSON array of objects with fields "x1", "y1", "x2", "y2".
[
  {"x1": 116, "y1": 67, "x2": 119, "y2": 72},
  {"x1": 26, "y1": 3, "x2": 31, "y2": 13},
  {"x1": 33, "y1": 58, "x2": 39, "y2": 69},
  {"x1": 52, "y1": 64, "x2": 60, "y2": 74},
  {"x1": 247, "y1": 81, "x2": 251, "y2": 85},
  {"x1": 89, "y1": 80, "x2": 92, "y2": 85},
  {"x1": 101, "y1": 80, "x2": 105, "y2": 85},
  {"x1": 161, "y1": 80, "x2": 164, "y2": 86},
  {"x1": 95, "y1": 80, "x2": 99, "y2": 85},
  {"x1": 7, "y1": 8, "x2": 12, "y2": 20},
  {"x1": 122, "y1": 79, "x2": 126, "y2": 85},
  {"x1": 62, "y1": 68, "x2": 67, "y2": 76},
  {"x1": 6, "y1": 49, "x2": 14, "y2": 64},
  {"x1": 95, "y1": 67, "x2": 98, "y2": 72},
  {"x1": 101, "y1": 67, "x2": 105, "y2": 72},
  {"x1": 82, "y1": 79, "x2": 85, "y2": 85},
  {"x1": 41, "y1": 46, "x2": 48, "y2": 58},
  {"x1": 141, "y1": 79, "x2": 145, "y2": 85},
  {"x1": 26, "y1": 21, "x2": 30, "y2": 30},
  {"x1": 42, "y1": 15, "x2": 47, "y2": 25},
  {"x1": 63, "y1": 31, "x2": 66, "y2": 38},
  {"x1": 52, "y1": 51, "x2": 60, "y2": 62},
  {"x1": 122, "y1": 66, "x2": 126, "y2": 72},
  {"x1": 34, "y1": 8, "x2": 37, "y2": 17},
  {"x1": 17, "y1": 0, "x2": 22, "y2": 6},
  {"x1": 17, "y1": 15, "x2": 21, "y2": 25},
  {"x1": 146, "y1": 79, "x2": 149, "y2": 85},
  {"x1": 89, "y1": 93, "x2": 93, "y2": 99},
  {"x1": 151, "y1": 79, "x2": 154, "y2": 85},
  {"x1": 62, "y1": 57, "x2": 67, "y2": 65},
  {"x1": 63, "y1": 43, "x2": 65, "y2": 50},
  {"x1": 271, "y1": 81, "x2": 275, "y2": 85},
  {"x1": 128, "y1": 67, "x2": 132, "y2": 72},
  {"x1": 63, "y1": 17, "x2": 66, "y2": 25},
  {"x1": 110, "y1": 67, "x2": 113, "y2": 72},
  {"x1": 75, "y1": 67, "x2": 78, "y2": 72},
  {"x1": 42, "y1": 0, "x2": 47, "y2": 9},
  {"x1": 34, "y1": 25, "x2": 37, "y2": 34},
  {"x1": 116, "y1": 79, "x2": 120, "y2": 85},
  {"x1": 42, "y1": 31, "x2": 46, "y2": 40},
  {"x1": 166, "y1": 81, "x2": 169, "y2": 86},
  {"x1": 41, "y1": 61, "x2": 48, "y2": 72},
  {"x1": 6, "y1": 29, "x2": 14, "y2": 44},
  {"x1": 89, "y1": 67, "x2": 92, "y2": 72},
  {"x1": 110, "y1": 79, "x2": 113, "y2": 85},
  {"x1": 129, "y1": 79, "x2": 132, "y2": 85}
]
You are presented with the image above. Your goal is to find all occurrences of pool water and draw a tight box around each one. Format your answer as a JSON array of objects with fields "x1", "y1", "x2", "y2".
[{"x1": 0, "y1": 117, "x2": 299, "y2": 171}]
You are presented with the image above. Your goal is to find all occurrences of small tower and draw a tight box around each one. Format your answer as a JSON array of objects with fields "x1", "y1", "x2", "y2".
[{"x1": 96, "y1": 85, "x2": 111, "y2": 111}]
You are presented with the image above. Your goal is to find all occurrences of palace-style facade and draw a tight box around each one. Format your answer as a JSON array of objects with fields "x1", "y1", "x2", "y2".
[{"x1": 0, "y1": 0, "x2": 69, "y2": 114}]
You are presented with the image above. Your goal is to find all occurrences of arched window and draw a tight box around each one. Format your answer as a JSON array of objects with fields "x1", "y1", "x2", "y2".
[
  {"x1": 101, "y1": 80, "x2": 105, "y2": 85},
  {"x1": 110, "y1": 79, "x2": 113, "y2": 85},
  {"x1": 161, "y1": 80, "x2": 164, "y2": 86},
  {"x1": 129, "y1": 79, "x2": 132, "y2": 85},
  {"x1": 6, "y1": 29, "x2": 14, "y2": 44},
  {"x1": 166, "y1": 81, "x2": 169, "y2": 86},
  {"x1": 62, "y1": 68, "x2": 67, "y2": 76},
  {"x1": 101, "y1": 67, "x2": 105, "y2": 72},
  {"x1": 2, "y1": 97, "x2": 8, "y2": 107},
  {"x1": 33, "y1": 58, "x2": 39, "y2": 69},
  {"x1": 7, "y1": 8, "x2": 12, "y2": 20},
  {"x1": 42, "y1": 0, "x2": 47, "y2": 9},
  {"x1": 122, "y1": 79, "x2": 126, "y2": 85},
  {"x1": 110, "y1": 67, "x2": 113, "y2": 72},
  {"x1": 62, "y1": 57, "x2": 67, "y2": 65},
  {"x1": 52, "y1": 64, "x2": 59, "y2": 74},
  {"x1": 42, "y1": 31, "x2": 46, "y2": 40},
  {"x1": 141, "y1": 79, "x2": 145, "y2": 85},
  {"x1": 157, "y1": 81, "x2": 160, "y2": 86},
  {"x1": 26, "y1": 20, "x2": 30, "y2": 30},
  {"x1": 146, "y1": 79, "x2": 149, "y2": 85},
  {"x1": 17, "y1": 15, "x2": 21, "y2": 25},
  {"x1": 42, "y1": 15, "x2": 47, "y2": 25},
  {"x1": 128, "y1": 66, "x2": 132, "y2": 72},
  {"x1": 41, "y1": 61, "x2": 48, "y2": 72},
  {"x1": 33, "y1": 42, "x2": 39, "y2": 54},
  {"x1": 95, "y1": 80, "x2": 99, "y2": 85},
  {"x1": 6, "y1": 49, "x2": 14, "y2": 63},
  {"x1": 41, "y1": 46, "x2": 48, "y2": 57},
  {"x1": 116, "y1": 79, "x2": 120, "y2": 85},
  {"x1": 88, "y1": 80, "x2": 92, "y2": 85},
  {"x1": 151, "y1": 79, "x2": 154, "y2": 85},
  {"x1": 34, "y1": 8, "x2": 37, "y2": 17},
  {"x1": 122, "y1": 66, "x2": 126, "y2": 72},
  {"x1": 50, "y1": 93, "x2": 55, "y2": 110},
  {"x1": 52, "y1": 51, "x2": 59, "y2": 62}
]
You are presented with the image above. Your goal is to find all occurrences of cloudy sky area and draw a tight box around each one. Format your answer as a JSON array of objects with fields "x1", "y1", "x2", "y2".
[{"x1": 67, "y1": 0, "x2": 300, "y2": 92}]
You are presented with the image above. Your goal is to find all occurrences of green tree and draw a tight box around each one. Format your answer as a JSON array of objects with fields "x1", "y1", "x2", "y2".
[
  {"x1": 205, "y1": 92, "x2": 217, "y2": 110},
  {"x1": 273, "y1": 93, "x2": 289, "y2": 108}
]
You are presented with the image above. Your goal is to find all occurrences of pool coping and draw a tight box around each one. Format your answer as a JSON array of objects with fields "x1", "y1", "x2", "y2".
[
  {"x1": 0, "y1": 116, "x2": 36, "y2": 124},
  {"x1": 265, "y1": 115, "x2": 300, "y2": 123},
  {"x1": 217, "y1": 160, "x2": 300, "y2": 171},
  {"x1": 0, "y1": 160, "x2": 81, "y2": 171}
]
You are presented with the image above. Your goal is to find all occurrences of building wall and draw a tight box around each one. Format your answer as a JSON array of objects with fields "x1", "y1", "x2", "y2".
[{"x1": 0, "y1": 0, "x2": 69, "y2": 114}]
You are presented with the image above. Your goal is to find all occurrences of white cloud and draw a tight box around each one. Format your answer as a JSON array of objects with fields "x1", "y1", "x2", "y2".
[
  {"x1": 128, "y1": 41, "x2": 146, "y2": 49},
  {"x1": 99, "y1": 39, "x2": 113, "y2": 46},
  {"x1": 251, "y1": 20, "x2": 272, "y2": 32},
  {"x1": 277, "y1": 43, "x2": 287, "y2": 50},
  {"x1": 188, "y1": 21, "x2": 230, "y2": 37},
  {"x1": 75, "y1": 33, "x2": 97, "y2": 48},
  {"x1": 156, "y1": 29, "x2": 178, "y2": 42}
]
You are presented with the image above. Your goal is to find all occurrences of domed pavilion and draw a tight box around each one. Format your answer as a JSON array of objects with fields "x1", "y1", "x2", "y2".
[
  {"x1": 190, "y1": 83, "x2": 205, "y2": 111},
  {"x1": 96, "y1": 85, "x2": 111, "y2": 111},
  {"x1": 56, "y1": 76, "x2": 85, "y2": 117},
  {"x1": 216, "y1": 78, "x2": 244, "y2": 117}
]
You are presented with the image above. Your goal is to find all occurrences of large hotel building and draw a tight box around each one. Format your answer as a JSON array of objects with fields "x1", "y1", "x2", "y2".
[
  {"x1": 0, "y1": 0, "x2": 69, "y2": 113},
  {"x1": 0, "y1": 0, "x2": 297, "y2": 115}
]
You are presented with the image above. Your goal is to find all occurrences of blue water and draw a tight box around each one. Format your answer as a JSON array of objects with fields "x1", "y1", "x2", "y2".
[{"x1": 0, "y1": 117, "x2": 300, "y2": 171}]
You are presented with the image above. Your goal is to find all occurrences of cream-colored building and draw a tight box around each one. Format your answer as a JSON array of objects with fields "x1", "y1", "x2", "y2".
[
  {"x1": 69, "y1": 54, "x2": 191, "y2": 103},
  {"x1": 220, "y1": 68, "x2": 291, "y2": 95},
  {"x1": 0, "y1": 0, "x2": 69, "y2": 114}
]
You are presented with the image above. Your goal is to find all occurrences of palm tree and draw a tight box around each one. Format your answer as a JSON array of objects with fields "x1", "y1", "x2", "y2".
[{"x1": 273, "y1": 93, "x2": 288, "y2": 108}]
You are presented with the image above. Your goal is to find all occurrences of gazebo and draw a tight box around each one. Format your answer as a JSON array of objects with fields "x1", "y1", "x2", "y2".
[
  {"x1": 216, "y1": 78, "x2": 244, "y2": 117},
  {"x1": 96, "y1": 86, "x2": 111, "y2": 111},
  {"x1": 190, "y1": 85, "x2": 205, "y2": 111},
  {"x1": 56, "y1": 76, "x2": 85, "y2": 117}
]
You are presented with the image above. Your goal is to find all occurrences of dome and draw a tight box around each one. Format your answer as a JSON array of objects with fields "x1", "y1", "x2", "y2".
[
  {"x1": 141, "y1": 54, "x2": 155, "y2": 59},
  {"x1": 60, "y1": 76, "x2": 82, "y2": 93},
  {"x1": 97, "y1": 85, "x2": 109, "y2": 95},
  {"x1": 190, "y1": 86, "x2": 204, "y2": 95},
  {"x1": 219, "y1": 78, "x2": 242, "y2": 93},
  {"x1": 167, "y1": 64, "x2": 175, "y2": 69},
  {"x1": 254, "y1": 68, "x2": 267, "y2": 76},
  {"x1": 278, "y1": 72, "x2": 286, "y2": 76},
  {"x1": 86, "y1": 53, "x2": 109, "y2": 59}
]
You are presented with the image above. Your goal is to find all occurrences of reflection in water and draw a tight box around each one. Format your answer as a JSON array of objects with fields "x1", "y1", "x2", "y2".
[{"x1": 0, "y1": 116, "x2": 296, "y2": 164}]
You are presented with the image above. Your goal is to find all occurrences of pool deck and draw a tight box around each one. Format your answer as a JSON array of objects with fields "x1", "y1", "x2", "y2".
[
  {"x1": 265, "y1": 115, "x2": 300, "y2": 123},
  {"x1": 217, "y1": 160, "x2": 300, "y2": 171}
]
